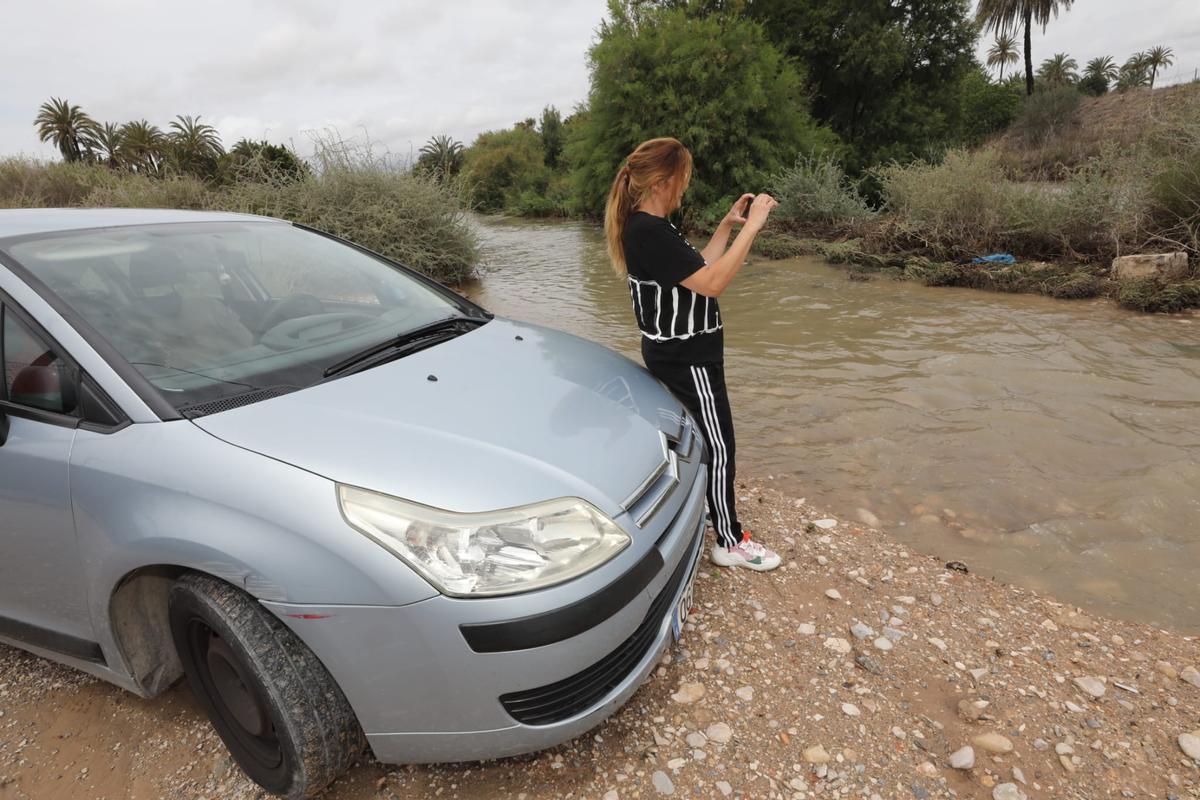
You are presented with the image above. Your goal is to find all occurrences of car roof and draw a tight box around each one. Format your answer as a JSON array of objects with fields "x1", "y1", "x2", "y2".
[{"x1": 0, "y1": 208, "x2": 283, "y2": 241}]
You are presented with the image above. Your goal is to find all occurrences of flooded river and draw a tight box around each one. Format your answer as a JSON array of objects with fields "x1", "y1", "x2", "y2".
[{"x1": 467, "y1": 216, "x2": 1200, "y2": 632}]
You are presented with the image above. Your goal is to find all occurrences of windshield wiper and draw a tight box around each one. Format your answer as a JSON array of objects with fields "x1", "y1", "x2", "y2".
[{"x1": 322, "y1": 316, "x2": 487, "y2": 379}]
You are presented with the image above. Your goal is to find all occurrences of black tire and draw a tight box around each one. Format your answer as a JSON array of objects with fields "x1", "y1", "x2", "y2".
[{"x1": 168, "y1": 573, "x2": 365, "y2": 798}]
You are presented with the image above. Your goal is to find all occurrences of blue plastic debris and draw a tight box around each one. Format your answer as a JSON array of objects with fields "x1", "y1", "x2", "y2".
[{"x1": 971, "y1": 253, "x2": 1015, "y2": 264}]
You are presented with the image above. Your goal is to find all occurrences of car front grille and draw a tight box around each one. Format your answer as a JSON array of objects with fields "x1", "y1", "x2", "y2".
[{"x1": 498, "y1": 525, "x2": 701, "y2": 726}]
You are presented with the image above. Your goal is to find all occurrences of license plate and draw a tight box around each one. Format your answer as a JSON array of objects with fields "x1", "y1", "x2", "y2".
[{"x1": 671, "y1": 558, "x2": 700, "y2": 642}]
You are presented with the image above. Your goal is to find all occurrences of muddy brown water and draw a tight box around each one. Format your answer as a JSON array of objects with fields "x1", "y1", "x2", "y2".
[{"x1": 465, "y1": 215, "x2": 1200, "y2": 633}]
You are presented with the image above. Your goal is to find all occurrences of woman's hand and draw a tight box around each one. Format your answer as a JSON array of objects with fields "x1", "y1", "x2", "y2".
[
  {"x1": 745, "y1": 193, "x2": 778, "y2": 232},
  {"x1": 722, "y1": 193, "x2": 756, "y2": 227}
]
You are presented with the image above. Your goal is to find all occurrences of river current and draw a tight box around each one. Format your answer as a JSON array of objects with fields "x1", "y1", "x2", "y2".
[{"x1": 467, "y1": 216, "x2": 1200, "y2": 632}]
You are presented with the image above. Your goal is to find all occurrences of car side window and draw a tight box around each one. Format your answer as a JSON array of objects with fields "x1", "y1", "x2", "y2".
[{"x1": 1, "y1": 305, "x2": 79, "y2": 416}]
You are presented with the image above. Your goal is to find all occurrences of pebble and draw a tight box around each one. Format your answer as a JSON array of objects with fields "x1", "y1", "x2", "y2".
[
  {"x1": 1179, "y1": 733, "x2": 1200, "y2": 761},
  {"x1": 1181, "y1": 666, "x2": 1200, "y2": 689},
  {"x1": 1073, "y1": 676, "x2": 1107, "y2": 699},
  {"x1": 930, "y1": 593, "x2": 944, "y2": 607},
  {"x1": 1064, "y1": 700, "x2": 1085, "y2": 713},
  {"x1": 671, "y1": 682, "x2": 705, "y2": 704},
  {"x1": 604, "y1": 792, "x2": 618, "y2": 800},
  {"x1": 705, "y1": 723, "x2": 732, "y2": 744},
  {"x1": 814, "y1": 518, "x2": 838, "y2": 529},
  {"x1": 651, "y1": 771, "x2": 675, "y2": 795},
  {"x1": 804, "y1": 745, "x2": 831, "y2": 764},
  {"x1": 685, "y1": 732, "x2": 706, "y2": 748},
  {"x1": 824, "y1": 589, "x2": 843, "y2": 601},
  {"x1": 856, "y1": 508, "x2": 880, "y2": 527},
  {"x1": 927, "y1": 637, "x2": 947, "y2": 651},
  {"x1": 824, "y1": 637, "x2": 852, "y2": 655},
  {"x1": 666, "y1": 757, "x2": 686, "y2": 770},
  {"x1": 798, "y1": 623, "x2": 817, "y2": 635},
  {"x1": 949, "y1": 745, "x2": 975, "y2": 769},
  {"x1": 972, "y1": 733, "x2": 1014, "y2": 754},
  {"x1": 735, "y1": 686, "x2": 755, "y2": 701},
  {"x1": 1156, "y1": 661, "x2": 1178, "y2": 680},
  {"x1": 841, "y1": 703, "x2": 861, "y2": 717},
  {"x1": 917, "y1": 761, "x2": 938, "y2": 777},
  {"x1": 715, "y1": 781, "x2": 732, "y2": 797},
  {"x1": 873, "y1": 637, "x2": 893, "y2": 652},
  {"x1": 850, "y1": 622, "x2": 875, "y2": 639},
  {"x1": 993, "y1": 784, "x2": 1027, "y2": 800},
  {"x1": 957, "y1": 699, "x2": 989, "y2": 721}
]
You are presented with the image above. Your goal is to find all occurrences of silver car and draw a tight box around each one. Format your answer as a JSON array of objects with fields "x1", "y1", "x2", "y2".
[{"x1": 0, "y1": 209, "x2": 708, "y2": 798}]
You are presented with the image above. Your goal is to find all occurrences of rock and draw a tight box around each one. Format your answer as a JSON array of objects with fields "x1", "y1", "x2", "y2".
[
  {"x1": 685, "y1": 732, "x2": 707, "y2": 748},
  {"x1": 969, "y1": 667, "x2": 989, "y2": 681},
  {"x1": 1179, "y1": 733, "x2": 1200, "y2": 761},
  {"x1": 824, "y1": 637, "x2": 852, "y2": 655},
  {"x1": 1059, "y1": 755, "x2": 1076, "y2": 773},
  {"x1": 856, "y1": 654, "x2": 885, "y2": 675},
  {"x1": 735, "y1": 686, "x2": 755, "y2": 701},
  {"x1": 917, "y1": 761, "x2": 938, "y2": 777},
  {"x1": 1112, "y1": 252, "x2": 1189, "y2": 281},
  {"x1": 1056, "y1": 611, "x2": 1095, "y2": 631},
  {"x1": 930, "y1": 593, "x2": 944, "y2": 607},
  {"x1": 993, "y1": 783, "x2": 1027, "y2": 800},
  {"x1": 841, "y1": 703, "x2": 861, "y2": 717},
  {"x1": 651, "y1": 770, "x2": 675, "y2": 795},
  {"x1": 715, "y1": 782, "x2": 732, "y2": 797},
  {"x1": 873, "y1": 637, "x2": 893, "y2": 652},
  {"x1": 1181, "y1": 666, "x2": 1200, "y2": 689},
  {"x1": 604, "y1": 792, "x2": 618, "y2": 800},
  {"x1": 825, "y1": 589, "x2": 843, "y2": 601},
  {"x1": 1064, "y1": 700, "x2": 1085, "y2": 713},
  {"x1": 856, "y1": 508, "x2": 881, "y2": 527},
  {"x1": 798, "y1": 622, "x2": 817, "y2": 635},
  {"x1": 927, "y1": 637, "x2": 947, "y2": 651},
  {"x1": 1073, "y1": 676, "x2": 1107, "y2": 699},
  {"x1": 1156, "y1": 661, "x2": 1178, "y2": 680},
  {"x1": 972, "y1": 733, "x2": 1014, "y2": 754},
  {"x1": 666, "y1": 757, "x2": 686, "y2": 770},
  {"x1": 804, "y1": 745, "x2": 832, "y2": 764},
  {"x1": 706, "y1": 723, "x2": 733, "y2": 744},
  {"x1": 672, "y1": 682, "x2": 705, "y2": 704},
  {"x1": 851, "y1": 622, "x2": 875, "y2": 639},
  {"x1": 957, "y1": 699, "x2": 989, "y2": 722},
  {"x1": 814, "y1": 518, "x2": 838, "y2": 529},
  {"x1": 1055, "y1": 743, "x2": 1074, "y2": 756},
  {"x1": 949, "y1": 745, "x2": 975, "y2": 769}
]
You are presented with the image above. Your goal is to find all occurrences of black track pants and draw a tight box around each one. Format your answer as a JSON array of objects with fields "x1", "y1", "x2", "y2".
[{"x1": 643, "y1": 352, "x2": 742, "y2": 549}]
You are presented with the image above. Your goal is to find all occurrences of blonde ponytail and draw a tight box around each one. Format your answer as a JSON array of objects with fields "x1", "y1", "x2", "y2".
[{"x1": 604, "y1": 137, "x2": 693, "y2": 277}]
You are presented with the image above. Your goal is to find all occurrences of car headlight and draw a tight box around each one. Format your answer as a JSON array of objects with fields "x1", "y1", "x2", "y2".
[{"x1": 337, "y1": 485, "x2": 631, "y2": 597}]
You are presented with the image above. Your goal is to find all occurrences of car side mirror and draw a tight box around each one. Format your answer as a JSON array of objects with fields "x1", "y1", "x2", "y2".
[{"x1": 0, "y1": 411, "x2": 9, "y2": 447}]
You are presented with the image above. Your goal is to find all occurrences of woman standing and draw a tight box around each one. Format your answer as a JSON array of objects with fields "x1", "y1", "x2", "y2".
[{"x1": 605, "y1": 137, "x2": 781, "y2": 572}]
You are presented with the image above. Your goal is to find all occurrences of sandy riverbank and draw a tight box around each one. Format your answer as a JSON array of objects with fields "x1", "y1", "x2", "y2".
[{"x1": 2, "y1": 479, "x2": 1199, "y2": 800}]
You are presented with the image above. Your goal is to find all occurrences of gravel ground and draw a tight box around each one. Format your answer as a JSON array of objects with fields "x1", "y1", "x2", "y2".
[{"x1": 2, "y1": 478, "x2": 1199, "y2": 800}]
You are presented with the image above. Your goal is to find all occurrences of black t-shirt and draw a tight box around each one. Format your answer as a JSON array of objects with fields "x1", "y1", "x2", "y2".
[{"x1": 622, "y1": 211, "x2": 723, "y2": 364}]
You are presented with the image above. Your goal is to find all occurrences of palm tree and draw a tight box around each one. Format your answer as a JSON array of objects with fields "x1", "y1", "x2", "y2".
[
  {"x1": 34, "y1": 98, "x2": 98, "y2": 162},
  {"x1": 88, "y1": 122, "x2": 125, "y2": 169},
  {"x1": 417, "y1": 134, "x2": 465, "y2": 179},
  {"x1": 976, "y1": 0, "x2": 1076, "y2": 96},
  {"x1": 1084, "y1": 56, "x2": 1119, "y2": 83},
  {"x1": 1037, "y1": 53, "x2": 1079, "y2": 85},
  {"x1": 119, "y1": 119, "x2": 166, "y2": 175},
  {"x1": 1117, "y1": 54, "x2": 1152, "y2": 92},
  {"x1": 167, "y1": 115, "x2": 224, "y2": 178},
  {"x1": 987, "y1": 34, "x2": 1020, "y2": 82},
  {"x1": 1144, "y1": 45, "x2": 1175, "y2": 88}
]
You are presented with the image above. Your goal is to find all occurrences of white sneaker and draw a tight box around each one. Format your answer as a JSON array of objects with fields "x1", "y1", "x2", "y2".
[{"x1": 710, "y1": 534, "x2": 781, "y2": 572}]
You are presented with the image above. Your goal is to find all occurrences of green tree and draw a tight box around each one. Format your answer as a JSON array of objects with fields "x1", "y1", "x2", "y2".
[
  {"x1": 976, "y1": 0, "x2": 1075, "y2": 96},
  {"x1": 416, "y1": 134, "x2": 465, "y2": 180},
  {"x1": 225, "y1": 139, "x2": 308, "y2": 182},
  {"x1": 1037, "y1": 53, "x2": 1078, "y2": 85},
  {"x1": 539, "y1": 105, "x2": 565, "y2": 170},
  {"x1": 167, "y1": 114, "x2": 224, "y2": 179},
  {"x1": 952, "y1": 67, "x2": 1021, "y2": 146},
  {"x1": 34, "y1": 98, "x2": 98, "y2": 163},
  {"x1": 462, "y1": 125, "x2": 548, "y2": 213},
  {"x1": 1118, "y1": 53, "x2": 1152, "y2": 92},
  {"x1": 987, "y1": 34, "x2": 1020, "y2": 82},
  {"x1": 1080, "y1": 56, "x2": 1118, "y2": 95},
  {"x1": 1145, "y1": 45, "x2": 1174, "y2": 88},
  {"x1": 746, "y1": 0, "x2": 977, "y2": 170},
  {"x1": 570, "y1": 1, "x2": 835, "y2": 218},
  {"x1": 119, "y1": 120, "x2": 166, "y2": 175},
  {"x1": 89, "y1": 122, "x2": 125, "y2": 169}
]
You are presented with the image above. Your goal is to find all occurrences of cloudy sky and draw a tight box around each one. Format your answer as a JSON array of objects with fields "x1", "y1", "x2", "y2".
[{"x1": 2, "y1": 0, "x2": 1196, "y2": 161}]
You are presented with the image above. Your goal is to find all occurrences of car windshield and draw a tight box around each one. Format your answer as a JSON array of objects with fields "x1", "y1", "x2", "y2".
[{"x1": 4, "y1": 221, "x2": 483, "y2": 412}]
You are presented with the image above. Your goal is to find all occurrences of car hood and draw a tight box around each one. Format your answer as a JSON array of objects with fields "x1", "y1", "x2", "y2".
[{"x1": 192, "y1": 318, "x2": 682, "y2": 518}]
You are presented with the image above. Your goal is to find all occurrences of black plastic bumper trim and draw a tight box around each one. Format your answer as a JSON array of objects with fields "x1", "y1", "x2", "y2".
[{"x1": 460, "y1": 546, "x2": 665, "y2": 653}]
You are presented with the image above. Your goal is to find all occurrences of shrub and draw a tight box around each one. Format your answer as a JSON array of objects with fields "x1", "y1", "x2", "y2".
[
  {"x1": 1011, "y1": 86, "x2": 1082, "y2": 145},
  {"x1": 1116, "y1": 277, "x2": 1200, "y2": 312},
  {"x1": 769, "y1": 156, "x2": 874, "y2": 228},
  {"x1": 462, "y1": 126, "x2": 548, "y2": 214},
  {"x1": 752, "y1": 231, "x2": 821, "y2": 260}
]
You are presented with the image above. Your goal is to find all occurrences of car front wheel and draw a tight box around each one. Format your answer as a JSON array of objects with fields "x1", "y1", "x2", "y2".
[{"x1": 168, "y1": 573, "x2": 365, "y2": 798}]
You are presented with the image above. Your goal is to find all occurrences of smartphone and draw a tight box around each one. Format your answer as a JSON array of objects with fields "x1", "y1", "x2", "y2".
[{"x1": 741, "y1": 195, "x2": 755, "y2": 217}]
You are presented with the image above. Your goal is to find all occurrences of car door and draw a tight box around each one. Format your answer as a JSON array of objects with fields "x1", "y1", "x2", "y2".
[{"x1": 0, "y1": 299, "x2": 97, "y2": 658}]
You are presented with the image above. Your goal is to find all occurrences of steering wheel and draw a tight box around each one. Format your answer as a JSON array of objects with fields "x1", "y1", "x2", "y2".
[
  {"x1": 256, "y1": 294, "x2": 326, "y2": 339},
  {"x1": 259, "y1": 312, "x2": 381, "y2": 351}
]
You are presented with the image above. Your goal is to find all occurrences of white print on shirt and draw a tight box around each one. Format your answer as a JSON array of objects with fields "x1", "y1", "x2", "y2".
[{"x1": 628, "y1": 275, "x2": 722, "y2": 341}]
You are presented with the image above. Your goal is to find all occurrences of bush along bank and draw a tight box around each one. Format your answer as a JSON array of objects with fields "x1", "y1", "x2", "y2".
[{"x1": 748, "y1": 102, "x2": 1200, "y2": 314}]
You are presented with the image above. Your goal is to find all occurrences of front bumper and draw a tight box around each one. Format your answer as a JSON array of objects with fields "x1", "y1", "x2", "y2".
[{"x1": 263, "y1": 463, "x2": 708, "y2": 764}]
